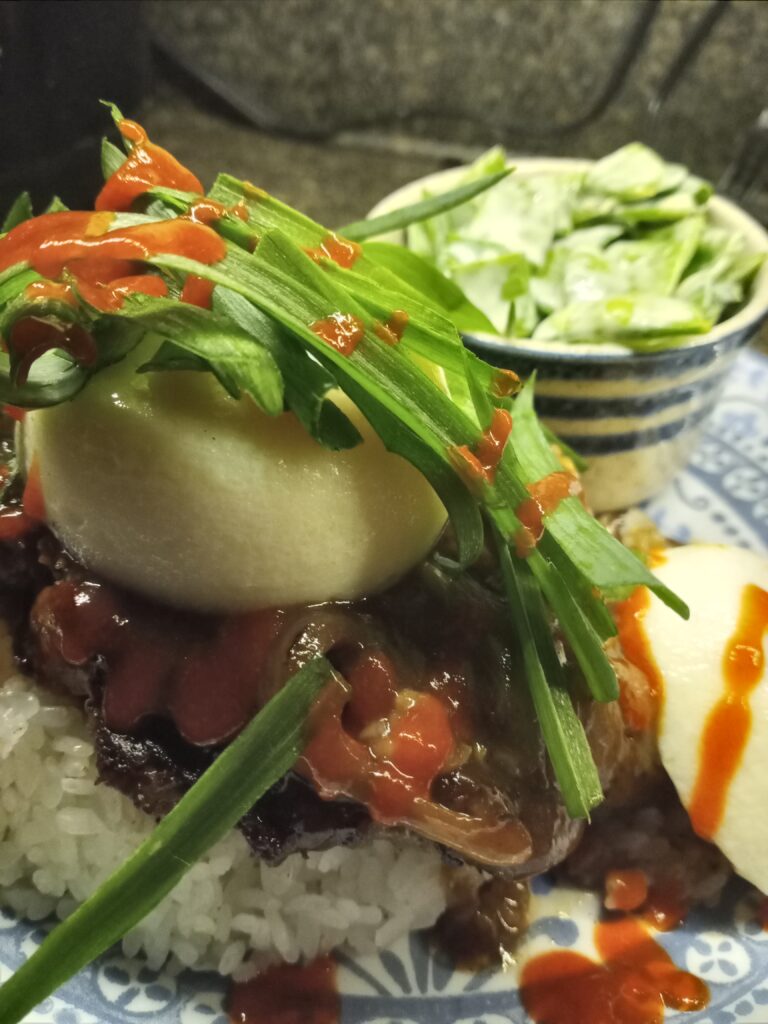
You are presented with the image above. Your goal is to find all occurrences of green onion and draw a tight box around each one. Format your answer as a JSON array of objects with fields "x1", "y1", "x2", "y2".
[
  {"x1": 530, "y1": 554, "x2": 619, "y2": 702},
  {"x1": 0, "y1": 656, "x2": 333, "y2": 1024},
  {"x1": 42, "y1": 196, "x2": 69, "y2": 214},
  {"x1": 1, "y1": 193, "x2": 33, "y2": 233},
  {"x1": 207, "y1": 173, "x2": 496, "y2": 337},
  {"x1": 151, "y1": 237, "x2": 489, "y2": 569},
  {"x1": 0, "y1": 293, "x2": 87, "y2": 389},
  {"x1": 506, "y1": 377, "x2": 688, "y2": 617},
  {"x1": 363, "y1": 241, "x2": 498, "y2": 335},
  {"x1": 149, "y1": 172, "x2": 501, "y2": 340},
  {"x1": 115, "y1": 298, "x2": 285, "y2": 416},
  {"x1": 212, "y1": 285, "x2": 362, "y2": 450},
  {"x1": 494, "y1": 526, "x2": 603, "y2": 818},
  {"x1": 0, "y1": 350, "x2": 89, "y2": 408},
  {"x1": 338, "y1": 169, "x2": 511, "y2": 242},
  {"x1": 0, "y1": 264, "x2": 42, "y2": 308},
  {"x1": 138, "y1": 179, "x2": 685, "y2": 614},
  {"x1": 100, "y1": 137, "x2": 126, "y2": 180}
]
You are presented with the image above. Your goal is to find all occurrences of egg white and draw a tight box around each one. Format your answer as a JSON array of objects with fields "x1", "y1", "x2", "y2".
[
  {"x1": 640, "y1": 544, "x2": 768, "y2": 893},
  {"x1": 22, "y1": 342, "x2": 447, "y2": 612}
]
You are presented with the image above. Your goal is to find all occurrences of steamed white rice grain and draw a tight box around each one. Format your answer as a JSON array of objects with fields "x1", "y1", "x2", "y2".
[{"x1": 0, "y1": 672, "x2": 448, "y2": 976}]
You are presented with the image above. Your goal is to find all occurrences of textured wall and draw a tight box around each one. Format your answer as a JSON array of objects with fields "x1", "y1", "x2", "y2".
[{"x1": 145, "y1": 0, "x2": 768, "y2": 188}]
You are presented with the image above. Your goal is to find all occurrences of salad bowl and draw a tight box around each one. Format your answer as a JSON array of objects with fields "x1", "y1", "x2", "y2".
[{"x1": 369, "y1": 156, "x2": 768, "y2": 511}]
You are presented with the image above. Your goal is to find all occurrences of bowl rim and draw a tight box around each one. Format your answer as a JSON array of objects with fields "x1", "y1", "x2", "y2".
[{"x1": 367, "y1": 156, "x2": 768, "y2": 365}]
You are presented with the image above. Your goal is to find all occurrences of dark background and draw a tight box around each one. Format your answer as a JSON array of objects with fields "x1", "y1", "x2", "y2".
[{"x1": 0, "y1": 0, "x2": 766, "y2": 226}]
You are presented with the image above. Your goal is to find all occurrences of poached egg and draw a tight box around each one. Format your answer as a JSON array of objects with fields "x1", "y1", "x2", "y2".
[{"x1": 22, "y1": 342, "x2": 447, "y2": 612}]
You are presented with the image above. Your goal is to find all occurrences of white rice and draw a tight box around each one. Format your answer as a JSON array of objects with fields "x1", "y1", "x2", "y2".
[{"x1": 0, "y1": 671, "x2": 447, "y2": 976}]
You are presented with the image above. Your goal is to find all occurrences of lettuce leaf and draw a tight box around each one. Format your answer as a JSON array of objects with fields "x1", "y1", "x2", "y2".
[{"x1": 398, "y1": 141, "x2": 756, "y2": 346}]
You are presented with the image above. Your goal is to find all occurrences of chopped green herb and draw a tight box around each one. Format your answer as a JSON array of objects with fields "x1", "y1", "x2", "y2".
[
  {"x1": 1, "y1": 192, "x2": 33, "y2": 233},
  {"x1": 0, "y1": 656, "x2": 333, "y2": 1024},
  {"x1": 494, "y1": 526, "x2": 603, "y2": 818},
  {"x1": 339, "y1": 169, "x2": 511, "y2": 242}
]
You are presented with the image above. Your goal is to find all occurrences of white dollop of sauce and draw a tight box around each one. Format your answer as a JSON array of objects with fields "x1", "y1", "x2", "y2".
[
  {"x1": 639, "y1": 544, "x2": 768, "y2": 893},
  {"x1": 22, "y1": 342, "x2": 447, "y2": 612}
]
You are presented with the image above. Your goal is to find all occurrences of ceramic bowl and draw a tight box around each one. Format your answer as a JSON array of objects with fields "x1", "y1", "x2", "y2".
[{"x1": 368, "y1": 159, "x2": 768, "y2": 511}]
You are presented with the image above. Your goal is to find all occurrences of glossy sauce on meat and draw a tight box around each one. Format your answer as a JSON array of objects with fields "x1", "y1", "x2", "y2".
[
  {"x1": 31, "y1": 578, "x2": 290, "y2": 745},
  {"x1": 450, "y1": 408, "x2": 513, "y2": 487},
  {"x1": 95, "y1": 119, "x2": 203, "y2": 212},
  {"x1": 1, "y1": 505, "x2": 622, "y2": 878}
]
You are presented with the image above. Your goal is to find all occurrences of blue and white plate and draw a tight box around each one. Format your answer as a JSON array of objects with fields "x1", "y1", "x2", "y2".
[{"x1": 2, "y1": 347, "x2": 767, "y2": 1024}]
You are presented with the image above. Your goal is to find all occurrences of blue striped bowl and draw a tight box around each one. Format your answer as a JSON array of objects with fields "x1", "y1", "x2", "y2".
[{"x1": 369, "y1": 159, "x2": 768, "y2": 511}]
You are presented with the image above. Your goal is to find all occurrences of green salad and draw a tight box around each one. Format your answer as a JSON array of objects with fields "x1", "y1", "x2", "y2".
[{"x1": 404, "y1": 143, "x2": 764, "y2": 349}]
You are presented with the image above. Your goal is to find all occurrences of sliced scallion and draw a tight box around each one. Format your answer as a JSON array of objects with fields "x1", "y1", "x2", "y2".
[
  {"x1": 0, "y1": 656, "x2": 333, "y2": 1024},
  {"x1": 1, "y1": 193, "x2": 33, "y2": 233},
  {"x1": 494, "y1": 527, "x2": 603, "y2": 818},
  {"x1": 338, "y1": 169, "x2": 511, "y2": 242}
]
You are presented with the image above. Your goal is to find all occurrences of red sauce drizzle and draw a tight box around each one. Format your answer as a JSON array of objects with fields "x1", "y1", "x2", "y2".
[
  {"x1": 0, "y1": 212, "x2": 225, "y2": 280},
  {"x1": 374, "y1": 309, "x2": 409, "y2": 346},
  {"x1": 298, "y1": 649, "x2": 529, "y2": 862},
  {"x1": 475, "y1": 409, "x2": 514, "y2": 480},
  {"x1": 450, "y1": 408, "x2": 513, "y2": 488},
  {"x1": 306, "y1": 234, "x2": 362, "y2": 269},
  {"x1": 643, "y1": 885, "x2": 687, "y2": 933},
  {"x1": 310, "y1": 313, "x2": 365, "y2": 357},
  {"x1": 75, "y1": 274, "x2": 169, "y2": 312},
  {"x1": 230, "y1": 202, "x2": 250, "y2": 222},
  {"x1": 228, "y1": 956, "x2": 339, "y2": 1024},
  {"x1": 604, "y1": 873, "x2": 687, "y2": 931},
  {"x1": 0, "y1": 123, "x2": 224, "y2": 380},
  {"x1": 95, "y1": 119, "x2": 203, "y2": 213},
  {"x1": 2, "y1": 405, "x2": 26, "y2": 423},
  {"x1": 605, "y1": 869, "x2": 649, "y2": 913},
  {"x1": 613, "y1": 560, "x2": 667, "y2": 733},
  {"x1": 521, "y1": 916, "x2": 708, "y2": 1024},
  {"x1": 491, "y1": 368, "x2": 521, "y2": 398},
  {"x1": 514, "y1": 499, "x2": 543, "y2": 558},
  {"x1": 188, "y1": 199, "x2": 250, "y2": 226},
  {"x1": 528, "y1": 470, "x2": 581, "y2": 511},
  {"x1": 23, "y1": 280, "x2": 77, "y2": 306},
  {"x1": 0, "y1": 212, "x2": 224, "y2": 362},
  {"x1": 302, "y1": 651, "x2": 455, "y2": 822},
  {"x1": 31, "y1": 579, "x2": 288, "y2": 745},
  {"x1": 687, "y1": 583, "x2": 768, "y2": 840},
  {"x1": 180, "y1": 275, "x2": 215, "y2": 309},
  {"x1": 188, "y1": 198, "x2": 229, "y2": 225},
  {"x1": 514, "y1": 470, "x2": 580, "y2": 557}
]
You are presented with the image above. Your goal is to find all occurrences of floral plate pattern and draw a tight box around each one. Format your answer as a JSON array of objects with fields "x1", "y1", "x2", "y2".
[{"x1": 2, "y1": 346, "x2": 767, "y2": 1024}]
